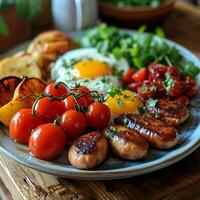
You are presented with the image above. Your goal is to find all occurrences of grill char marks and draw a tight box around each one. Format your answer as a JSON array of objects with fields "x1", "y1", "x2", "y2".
[
  {"x1": 75, "y1": 131, "x2": 101, "y2": 154},
  {"x1": 146, "y1": 99, "x2": 189, "y2": 126},
  {"x1": 104, "y1": 125, "x2": 148, "y2": 160},
  {"x1": 68, "y1": 131, "x2": 108, "y2": 169},
  {"x1": 114, "y1": 114, "x2": 179, "y2": 149}
]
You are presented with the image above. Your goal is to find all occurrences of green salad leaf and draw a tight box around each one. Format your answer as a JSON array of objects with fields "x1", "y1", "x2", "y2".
[{"x1": 79, "y1": 23, "x2": 200, "y2": 79}]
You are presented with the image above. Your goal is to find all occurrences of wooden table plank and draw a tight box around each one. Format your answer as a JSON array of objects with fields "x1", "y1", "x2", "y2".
[
  {"x1": 1, "y1": 148, "x2": 200, "y2": 200},
  {"x1": 0, "y1": 1, "x2": 200, "y2": 200}
]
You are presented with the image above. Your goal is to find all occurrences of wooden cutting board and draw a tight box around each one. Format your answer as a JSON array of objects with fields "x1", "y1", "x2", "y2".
[{"x1": 0, "y1": 1, "x2": 200, "y2": 200}]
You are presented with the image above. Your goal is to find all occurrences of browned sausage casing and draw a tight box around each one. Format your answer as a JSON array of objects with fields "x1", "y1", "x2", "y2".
[
  {"x1": 104, "y1": 125, "x2": 148, "y2": 160},
  {"x1": 68, "y1": 131, "x2": 108, "y2": 169},
  {"x1": 146, "y1": 99, "x2": 189, "y2": 126},
  {"x1": 114, "y1": 114, "x2": 179, "y2": 149}
]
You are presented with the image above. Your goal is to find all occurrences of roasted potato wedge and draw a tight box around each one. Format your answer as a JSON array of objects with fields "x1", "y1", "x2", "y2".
[
  {"x1": 0, "y1": 76, "x2": 22, "y2": 107},
  {"x1": 0, "y1": 77, "x2": 46, "y2": 126},
  {"x1": 0, "y1": 54, "x2": 42, "y2": 79},
  {"x1": 27, "y1": 30, "x2": 78, "y2": 79},
  {"x1": 27, "y1": 30, "x2": 78, "y2": 55}
]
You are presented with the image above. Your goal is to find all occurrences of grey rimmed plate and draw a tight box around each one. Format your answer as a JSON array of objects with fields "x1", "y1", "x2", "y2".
[{"x1": 0, "y1": 31, "x2": 200, "y2": 180}]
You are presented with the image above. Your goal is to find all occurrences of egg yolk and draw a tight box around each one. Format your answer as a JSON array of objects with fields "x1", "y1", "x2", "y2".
[
  {"x1": 74, "y1": 60, "x2": 111, "y2": 79},
  {"x1": 105, "y1": 90, "x2": 143, "y2": 116}
]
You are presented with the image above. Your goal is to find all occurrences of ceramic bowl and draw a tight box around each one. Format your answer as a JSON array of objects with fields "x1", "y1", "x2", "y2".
[{"x1": 99, "y1": 0, "x2": 175, "y2": 28}]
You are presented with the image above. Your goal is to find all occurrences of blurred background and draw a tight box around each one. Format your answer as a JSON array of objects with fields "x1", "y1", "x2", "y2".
[
  {"x1": 0, "y1": 0, "x2": 199, "y2": 53},
  {"x1": 0, "y1": 0, "x2": 200, "y2": 199}
]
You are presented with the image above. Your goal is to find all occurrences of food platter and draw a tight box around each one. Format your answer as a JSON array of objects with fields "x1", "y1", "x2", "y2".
[{"x1": 0, "y1": 30, "x2": 200, "y2": 180}]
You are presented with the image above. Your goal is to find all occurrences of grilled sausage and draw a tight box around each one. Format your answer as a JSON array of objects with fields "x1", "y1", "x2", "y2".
[
  {"x1": 146, "y1": 99, "x2": 189, "y2": 126},
  {"x1": 104, "y1": 125, "x2": 148, "y2": 160},
  {"x1": 114, "y1": 114, "x2": 179, "y2": 149},
  {"x1": 68, "y1": 131, "x2": 108, "y2": 169}
]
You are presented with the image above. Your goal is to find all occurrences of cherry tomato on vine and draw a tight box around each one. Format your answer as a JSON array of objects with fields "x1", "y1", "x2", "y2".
[
  {"x1": 29, "y1": 123, "x2": 66, "y2": 160},
  {"x1": 9, "y1": 109, "x2": 49, "y2": 144},
  {"x1": 132, "y1": 68, "x2": 147, "y2": 82},
  {"x1": 73, "y1": 85, "x2": 94, "y2": 105},
  {"x1": 123, "y1": 69, "x2": 136, "y2": 84},
  {"x1": 86, "y1": 102, "x2": 111, "y2": 130},
  {"x1": 60, "y1": 110, "x2": 87, "y2": 140},
  {"x1": 44, "y1": 82, "x2": 68, "y2": 98},
  {"x1": 34, "y1": 97, "x2": 66, "y2": 121},
  {"x1": 64, "y1": 95, "x2": 88, "y2": 111}
]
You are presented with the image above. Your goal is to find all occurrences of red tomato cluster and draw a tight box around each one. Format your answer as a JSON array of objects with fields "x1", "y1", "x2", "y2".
[
  {"x1": 9, "y1": 83, "x2": 111, "y2": 160},
  {"x1": 123, "y1": 63, "x2": 198, "y2": 100}
]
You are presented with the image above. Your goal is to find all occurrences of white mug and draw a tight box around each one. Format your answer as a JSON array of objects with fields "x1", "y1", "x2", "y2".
[{"x1": 52, "y1": 0, "x2": 98, "y2": 32}]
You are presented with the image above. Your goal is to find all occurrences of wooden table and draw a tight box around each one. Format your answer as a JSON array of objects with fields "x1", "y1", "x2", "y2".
[{"x1": 0, "y1": 1, "x2": 200, "y2": 200}]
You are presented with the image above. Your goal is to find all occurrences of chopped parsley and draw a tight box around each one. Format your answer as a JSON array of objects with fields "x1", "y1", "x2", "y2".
[
  {"x1": 162, "y1": 73, "x2": 174, "y2": 94},
  {"x1": 148, "y1": 98, "x2": 158, "y2": 107},
  {"x1": 116, "y1": 99, "x2": 123, "y2": 107},
  {"x1": 108, "y1": 86, "x2": 122, "y2": 98},
  {"x1": 109, "y1": 126, "x2": 117, "y2": 131},
  {"x1": 141, "y1": 87, "x2": 148, "y2": 93},
  {"x1": 123, "y1": 118, "x2": 129, "y2": 126},
  {"x1": 112, "y1": 65, "x2": 124, "y2": 79},
  {"x1": 138, "y1": 106, "x2": 145, "y2": 115}
]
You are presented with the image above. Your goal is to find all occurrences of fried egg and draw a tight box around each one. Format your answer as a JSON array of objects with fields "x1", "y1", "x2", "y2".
[
  {"x1": 51, "y1": 48, "x2": 129, "y2": 93},
  {"x1": 105, "y1": 90, "x2": 143, "y2": 116}
]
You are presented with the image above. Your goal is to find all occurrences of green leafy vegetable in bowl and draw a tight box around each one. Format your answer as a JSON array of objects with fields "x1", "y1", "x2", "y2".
[
  {"x1": 79, "y1": 23, "x2": 200, "y2": 79},
  {"x1": 102, "y1": 0, "x2": 166, "y2": 8}
]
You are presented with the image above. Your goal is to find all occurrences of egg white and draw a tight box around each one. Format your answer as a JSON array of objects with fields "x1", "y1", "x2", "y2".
[{"x1": 51, "y1": 48, "x2": 129, "y2": 93}]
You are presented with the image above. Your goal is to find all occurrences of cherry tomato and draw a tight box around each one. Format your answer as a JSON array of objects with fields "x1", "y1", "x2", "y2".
[
  {"x1": 60, "y1": 110, "x2": 87, "y2": 140},
  {"x1": 152, "y1": 78, "x2": 166, "y2": 94},
  {"x1": 148, "y1": 63, "x2": 167, "y2": 81},
  {"x1": 167, "y1": 66, "x2": 180, "y2": 78},
  {"x1": 128, "y1": 82, "x2": 142, "y2": 92},
  {"x1": 73, "y1": 85, "x2": 94, "y2": 105},
  {"x1": 29, "y1": 123, "x2": 66, "y2": 160},
  {"x1": 122, "y1": 69, "x2": 136, "y2": 84},
  {"x1": 183, "y1": 76, "x2": 198, "y2": 98},
  {"x1": 44, "y1": 82, "x2": 68, "y2": 98},
  {"x1": 34, "y1": 97, "x2": 66, "y2": 121},
  {"x1": 86, "y1": 102, "x2": 111, "y2": 129},
  {"x1": 64, "y1": 95, "x2": 88, "y2": 111},
  {"x1": 132, "y1": 68, "x2": 147, "y2": 82},
  {"x1": 169, "y1": 79, "x2": 183, "y2": 98},
  {"x1": 137, "y1": 81, "x2": 157, "y2": 99},
  {"x1": 9, "y1": 109, "x2": 49, "y2": 144}
]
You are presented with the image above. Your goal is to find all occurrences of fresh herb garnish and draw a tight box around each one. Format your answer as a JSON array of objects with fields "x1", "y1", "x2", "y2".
[
  {"x1": 108, "y1": 86, "x2": 122, "y2": 97},
  {"x1": 138, "y1": 106, "x2": 145, "y2": 115},
  {"x1": 141, "y1": 87, "x2": 148, "y2": 93},
  {"x1": 116, "y1": 99, "x2": 123, "y2": 107},
  {"x1": 148, "y1": 98, "x2": 158, "y2": 107},
  {"x1": 109, "y1": 126, "x2": 117, "y2": 131},
  {"x1": 123, "y1": 118, "x2": 129, "y2": 125},
  {"x1": 163, "y1": 73, "x2": 174, "y2": 94}
]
